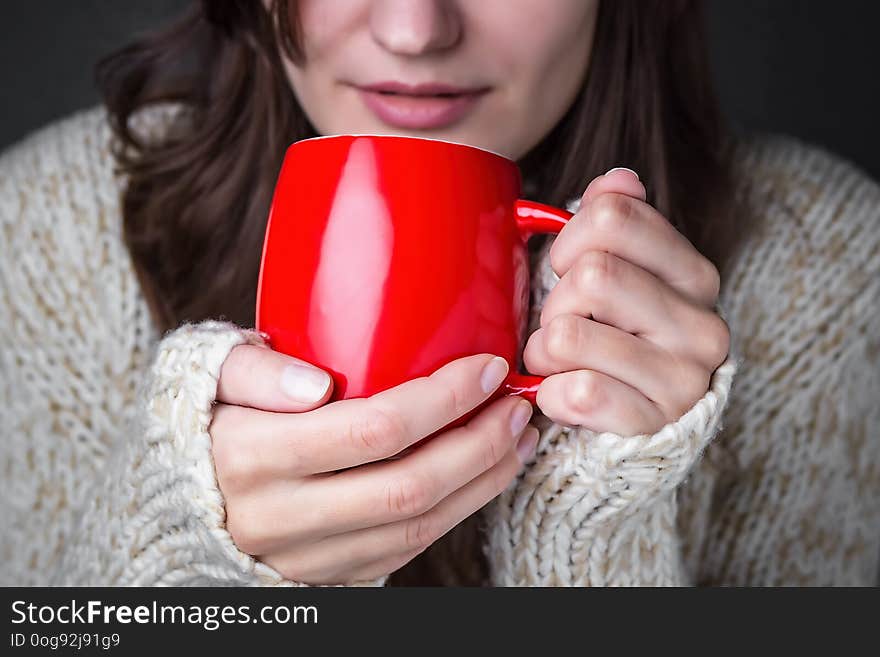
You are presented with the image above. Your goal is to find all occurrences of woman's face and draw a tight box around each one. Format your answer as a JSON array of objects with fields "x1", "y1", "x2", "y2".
[{"x1": 281, "y1": 0, "x2": 600, "y2": 160}]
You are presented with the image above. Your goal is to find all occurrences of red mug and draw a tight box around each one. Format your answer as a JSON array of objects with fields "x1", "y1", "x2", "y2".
[{"x1": 256, "y1": 135, "x2": 572, "y2": 430}]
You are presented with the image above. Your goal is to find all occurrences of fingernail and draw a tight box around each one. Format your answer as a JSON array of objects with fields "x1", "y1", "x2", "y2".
[
  {"x1": 605, "y1": 167, "x2": 639, "y2": 180},
  {"x1": 516, "y1": 426, "x2": 539, "y2": 464},
  {"x1": 480, "y1": 356, "x2": 509, "y2": 394},
  {"x1": 280, "y1": 361, "x2": 331, "y2": 403},
  {"x1": 509, "y1": 399, "x2": 534, "y2": 436}
]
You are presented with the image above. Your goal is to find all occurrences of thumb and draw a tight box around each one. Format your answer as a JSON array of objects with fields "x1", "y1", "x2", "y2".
[
  {"x1": 217, "y1": 343, "x2": 334, "y2": 412},
  {"x1": 581, "y1": 167, "x2": 647, "y2": 205}
]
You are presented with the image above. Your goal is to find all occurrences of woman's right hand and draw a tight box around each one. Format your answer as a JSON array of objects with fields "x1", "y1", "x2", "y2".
[{"x1": 209, "y1": 344, "x2": 540, "y2": 585}]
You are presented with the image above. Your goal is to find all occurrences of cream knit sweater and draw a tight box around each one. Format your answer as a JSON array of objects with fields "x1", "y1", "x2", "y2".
[{"x1": 1, "y1": 107, "x2": 878, "y2": 586}]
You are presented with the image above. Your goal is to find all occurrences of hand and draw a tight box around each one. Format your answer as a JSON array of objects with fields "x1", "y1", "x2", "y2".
[
  {"x1": 523, "y1": 168, "x2": 730, "y2": 435},
  {"x1": 208, "y1": 345, "x2": 538, "y2": 585}
]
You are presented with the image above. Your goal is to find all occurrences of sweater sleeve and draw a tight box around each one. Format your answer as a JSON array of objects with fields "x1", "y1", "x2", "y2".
[
  {"x1": 483, "y1": 360, "x2": 735, "y2": 586},
  {"x1": 49, "y1": 320, "x2": 387, "y2": 586},
  {"x1": 678, "y1": 136, "x2": 880, "y2": 586},
  {"x1": 481, "y1": 223, "x2": 737, "y2": 586},
  {"x1": 0, "y1": 108, "x2": 386, "y2": 586}
]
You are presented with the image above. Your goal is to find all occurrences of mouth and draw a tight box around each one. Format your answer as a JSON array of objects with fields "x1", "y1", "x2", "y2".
[{"x1": 353, "y1": 81, "x2": 491, "y2": 130}]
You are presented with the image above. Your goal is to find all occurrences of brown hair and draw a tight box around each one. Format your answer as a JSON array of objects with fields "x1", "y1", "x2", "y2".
[{"x1": 98, "y1": 0, "x2": 733, "y2": 584}]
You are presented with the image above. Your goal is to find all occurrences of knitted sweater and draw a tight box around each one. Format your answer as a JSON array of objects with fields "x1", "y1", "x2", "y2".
[{"x1": 1, "y1": 107, "x2": 878, "y2": 586}]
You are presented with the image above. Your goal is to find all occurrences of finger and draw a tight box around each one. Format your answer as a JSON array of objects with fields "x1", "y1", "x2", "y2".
[
  {"x1": 581, "y1": 167, "x2": 647, "y2": 204},
  {"x1": 524, "y1": 312, "x2": 708, "y2": 415},
  {"x1": 217, "y1": 344, "x2": 334, "y2": 412},
  {"x1": 538, "y1": 250, "x2": 726, "y2": 366},
  {"x1": 339, "y1": 548, "x2": 424, "y2": 585},
  {"x1": 264, "y1": 395, "x2": 533, "y2": 544},
  {"x1": 212, "y1": 353, "x2": 512, "y2": 484},
  {"x1": 550, "y1": 192, "x2": 719, "y2": 307},
  {"x1": 262, "y1": 429, "x2": 536, "y2": 584},
  {"x1": 259, "y1": 535, "x2": 422, "y2": 587},
  {"x1": 292, "y1": 352, "x2": 512, "y2": 471},
  {"x1": 331, "y1": 432, "x2": 533, "y2": 571},
  {"x1": 536, "y1": 369, "x2": 667, "y2": 435}
]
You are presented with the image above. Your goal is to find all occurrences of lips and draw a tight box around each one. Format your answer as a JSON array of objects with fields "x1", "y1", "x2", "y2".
[{"x1": 355, "y1": 81, "x2": 490, "y2": 130}]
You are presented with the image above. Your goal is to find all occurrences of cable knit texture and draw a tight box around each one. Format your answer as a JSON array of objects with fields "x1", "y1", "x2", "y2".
[{"x1": 1, "y1": 107, "x2": 878, "y2": 586}]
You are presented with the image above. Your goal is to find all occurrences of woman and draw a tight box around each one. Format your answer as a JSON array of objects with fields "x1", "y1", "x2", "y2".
[{"x1": 1, "y1": 0, "x2": 877, "y2": 586}]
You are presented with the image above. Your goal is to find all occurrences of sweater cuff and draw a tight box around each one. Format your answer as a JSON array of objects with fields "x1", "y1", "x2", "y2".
[
  {"x1": 529, "y1": 357, "x2": 736, "y2": 522},
  {"x1": 484, "y1": 356, "x2": 736, "y2": 579},
  {"x1": 146, "y1": 320, "x2": 387, "y2": 587},
  {"x1": 483, "y1": 358, "x2": 736, "y2": 585}
]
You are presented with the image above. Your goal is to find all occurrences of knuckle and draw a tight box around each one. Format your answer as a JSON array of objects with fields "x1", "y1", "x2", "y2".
[
  {"x1": 276, "y1": 561, "x2": 315, "y2": 584},
  {"x1": 219, "y1": 344, "x2": 247, "y2": 379},
  {"x1": 349, "y1": 404, "x2": 407, "y2": 457},
  {"x1": 705, "y1": 315, "x2": 731, "y2": 366},
  {"x1": 209, "y1": 405, "x2": 255, "y2": 492},
  {"x1": 538, "y1": 304, "x2": 551, "y2": 329},
  {"x1": 226, "y1": 506, "x2": 268, "y2": 556},
  {"x1": 237, "y1": 346, "x2": 263, "y2": 380},
  {"x1": 223, "y1": 344, "x2": 265, "y2": 386},
  {"x1": 669, "y1": 363, "x2": 710, "y2": 418},
  {"x1": 590, "y1": 193, "x2": 632, "y2": 233},
  {"x1": 548, "y1": 246, "x2": 566, "y2": 282},
  {"x1": 276, "y1": 564, "x2": 310, "y2": 583},
  {"x1": 522, "y1": 329, "x2": 542, "y2": 368},
  {"x1": 697, "y1": 257, "x2": 721, "y2": 301},
  {"x1": 386, "y1": 474, "x2": 433, "y2": 519},
  {"x1": 489, "y1": 461, "x2": 518, "y2": 499},
  {"x1": 481, "y1": 427, "x2": 508, "y2": 471},
  {"x1": 357, "y1": 549, "x2": 424, "y2": 582},
  {"x1": 564, "y1": 370, "x2": 604, "y2": 417},
  {"x1": 277, "y1": 431, "x2": 305, "y2": 476},
  {"x1": 544, "y1": 313, "x2": 580, "y2": 362},
  {"x1": 574, "y1": 250, "x2": 614, "y2": 293},
  {"x1": 437, "y1": 382, "x2": 464, "y2": 421},
  {"x1": 270, "y1": 550, "x2": 317, "y2": 584},
  {"x1": 690, "y1": 364, "x2": 712, "y2": 399},
  {"x1": 391, "y1": 549, "x2": 426, "y2": 571},
  {"x1": 404, "y1": 513, "x2": 440, "y2": 551}
]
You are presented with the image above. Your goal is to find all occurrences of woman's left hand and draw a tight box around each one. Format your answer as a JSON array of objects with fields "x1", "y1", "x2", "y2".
[{"x1": 523, "y1": 168, "x2": 730, "y2": 436}]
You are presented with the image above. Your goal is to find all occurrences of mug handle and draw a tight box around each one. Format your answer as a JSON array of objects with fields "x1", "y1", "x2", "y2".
[{"x1": 500, "y1": 199, "x2": 574, "y2": 405}]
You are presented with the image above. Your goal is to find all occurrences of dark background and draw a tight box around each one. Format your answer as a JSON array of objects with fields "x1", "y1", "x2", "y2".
[{"x1": 2, "y1": 1, "x2": 879, "y2": 179}]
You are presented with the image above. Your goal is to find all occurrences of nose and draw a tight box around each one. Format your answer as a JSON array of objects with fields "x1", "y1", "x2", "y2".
[{"x1": 370, "y1": 0, "x2": 462, "y2": 56}]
